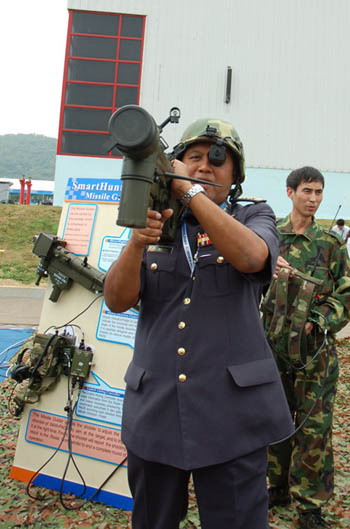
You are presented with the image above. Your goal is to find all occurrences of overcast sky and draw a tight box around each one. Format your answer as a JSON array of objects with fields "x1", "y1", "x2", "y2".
[{"x1": 1, "y1": 0, "x2": 69, "y2": 139}]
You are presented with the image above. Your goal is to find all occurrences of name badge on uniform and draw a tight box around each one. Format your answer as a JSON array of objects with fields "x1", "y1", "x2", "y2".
[{"x1": 147, "y1": 244, "x2": 174, "y2": 254}]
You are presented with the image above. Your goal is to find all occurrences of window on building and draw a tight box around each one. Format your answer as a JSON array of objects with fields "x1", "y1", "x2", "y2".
[{"x1": 58, "y1": 10, "x2": 145, "y2": 157}]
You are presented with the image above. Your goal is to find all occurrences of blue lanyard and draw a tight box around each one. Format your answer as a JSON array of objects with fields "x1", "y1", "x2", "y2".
[
  {"x1": 181, "y1": 202, "x2": 227, "y2": 275},
  {"x1": 181, "y1": 221, "x2": 196, "y2": 275}
]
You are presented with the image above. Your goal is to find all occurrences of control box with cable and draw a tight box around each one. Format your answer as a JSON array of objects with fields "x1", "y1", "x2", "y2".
[{"x1": 9, "y1": 331, "x2": 94, "y2": 416}]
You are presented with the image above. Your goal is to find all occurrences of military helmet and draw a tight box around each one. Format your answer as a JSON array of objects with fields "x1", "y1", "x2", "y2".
[{"x1": 172, "y1": 118, "x2": 245, "y2": 183}]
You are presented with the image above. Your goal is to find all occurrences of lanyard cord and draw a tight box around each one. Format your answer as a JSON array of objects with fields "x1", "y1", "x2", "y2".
[
  {"x1": 181, "y1": 221, "x2": 196, "y2": 275},
  {"x1": 180, "y1": 201, "x2": 228, "y2": 275}
]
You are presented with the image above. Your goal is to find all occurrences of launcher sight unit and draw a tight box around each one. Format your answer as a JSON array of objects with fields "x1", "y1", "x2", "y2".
[
  {"x1": 107, "y1": 105, "x2": 182, "y2": 242},
  {"x1": 33, "y1": 233, "x2": 105, "y2": 302}
]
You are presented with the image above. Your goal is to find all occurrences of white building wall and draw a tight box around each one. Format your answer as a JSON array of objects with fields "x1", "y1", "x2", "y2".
[{"x1": 67, "y1": 0, "x2": 350, "y2": 173}]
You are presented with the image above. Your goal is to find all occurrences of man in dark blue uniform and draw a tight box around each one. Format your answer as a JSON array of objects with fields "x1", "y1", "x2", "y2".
[{"x1": 104, "y1": 118, "x2": 294, "y2": 529}]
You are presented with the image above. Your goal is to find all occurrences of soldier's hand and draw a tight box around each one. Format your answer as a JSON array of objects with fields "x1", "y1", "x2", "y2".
[
  {"x1": 273, "y1": 255, "x2": 294, "y2": 279},
  {"x1": 305, "y1": 321, "x2": 314, "y2": 335},
  {"x1": 130, "y1": 209, "x2": 173, "y2": 248},
  {"x1": 170, "y1": 159, "x2": 193, "y2": 200}
]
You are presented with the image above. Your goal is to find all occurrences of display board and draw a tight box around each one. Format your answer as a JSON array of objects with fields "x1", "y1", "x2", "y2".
[{"x1": 10, "y1": 177, "x2": 134, "y2": 510}]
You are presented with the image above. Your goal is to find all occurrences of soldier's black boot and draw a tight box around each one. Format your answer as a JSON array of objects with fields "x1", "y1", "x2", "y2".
[
  {"x1": 299, "y1": 508, "x2": 331, "y2": 528},
  {"x1": 268, "y1": 486, "x2": 291, "y2": 507}
]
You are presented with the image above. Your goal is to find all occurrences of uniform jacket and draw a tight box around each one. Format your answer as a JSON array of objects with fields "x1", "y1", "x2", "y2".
[
  {"x1": 121, "y1": 201, "x2": 294, "y2": 470},
  {"x1": 263, "y1": 215, "x2": 350, "y2": 352}
]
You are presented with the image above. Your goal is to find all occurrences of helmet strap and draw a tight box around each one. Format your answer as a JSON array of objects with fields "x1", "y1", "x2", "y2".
[{"x1": 228, "y1": 183, "x2": 243, "y2": 203}]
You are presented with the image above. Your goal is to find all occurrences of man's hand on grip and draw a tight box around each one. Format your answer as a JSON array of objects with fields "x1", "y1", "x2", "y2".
[{"x1": 130, "y1": 209, "x2": 174, "y2": 248}]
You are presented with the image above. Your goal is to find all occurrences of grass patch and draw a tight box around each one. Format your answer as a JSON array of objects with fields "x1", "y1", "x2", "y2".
[{"x1": 0, "y1": 204, "x2": 61, "y2": 284}]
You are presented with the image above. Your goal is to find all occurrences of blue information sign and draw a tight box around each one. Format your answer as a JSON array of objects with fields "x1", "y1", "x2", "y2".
[{"x1": 65, "y1": 178, "x2": 122, "y2": 204}]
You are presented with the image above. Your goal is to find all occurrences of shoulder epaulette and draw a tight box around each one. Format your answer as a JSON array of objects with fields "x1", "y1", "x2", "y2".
[
  {"x1": 321, "y1": 226, "x2": 344, "y2": 243},
  {"x1": 236, "y1": 196, "x2": 267, "y2": 203}
]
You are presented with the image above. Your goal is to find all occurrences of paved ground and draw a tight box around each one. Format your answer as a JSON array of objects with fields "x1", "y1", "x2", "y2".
[
  {"x1": 0, "y1": 285, "x2": 349, "y2": 337},
  {"x1": 0, "y1": 286, "x2": 46, "y2": 327}
]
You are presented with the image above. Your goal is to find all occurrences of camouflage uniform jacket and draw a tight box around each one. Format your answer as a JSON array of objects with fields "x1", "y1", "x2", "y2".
[{"x1": 263, "y1": 215, "x2": 350, "y2": 356}]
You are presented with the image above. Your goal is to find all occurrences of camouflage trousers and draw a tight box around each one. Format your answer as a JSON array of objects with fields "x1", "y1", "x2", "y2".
[{"x1": 268, "y1": 340, "x2": 339, "y2": 511}]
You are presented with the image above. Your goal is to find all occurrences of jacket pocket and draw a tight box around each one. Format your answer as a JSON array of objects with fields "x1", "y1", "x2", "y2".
[
  {"x1": 305, "y1": 265, "x2": 330, "y2": 296},
  {"x1": 144, "y1": 250, "x2": 178, "y2": 300},
  {"x1": 197, "y1": 252, "x2": 233, "y2": 296},
  {"x1": 124, "y1": 362, "x2": 145, "y2": 391},
  {"x1": 227, "y1": 358, "x2": 279, "y2": 387}
]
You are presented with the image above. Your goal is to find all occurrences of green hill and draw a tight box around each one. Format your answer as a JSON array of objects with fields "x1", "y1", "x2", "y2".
[{"x1": 0, "y1": 134, "x2": 57, "y2": 181}]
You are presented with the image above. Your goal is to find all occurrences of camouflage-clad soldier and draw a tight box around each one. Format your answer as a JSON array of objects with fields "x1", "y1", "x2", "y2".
[{"x1": 262, "y1": 166, "x2": 350, "y2": 529}]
